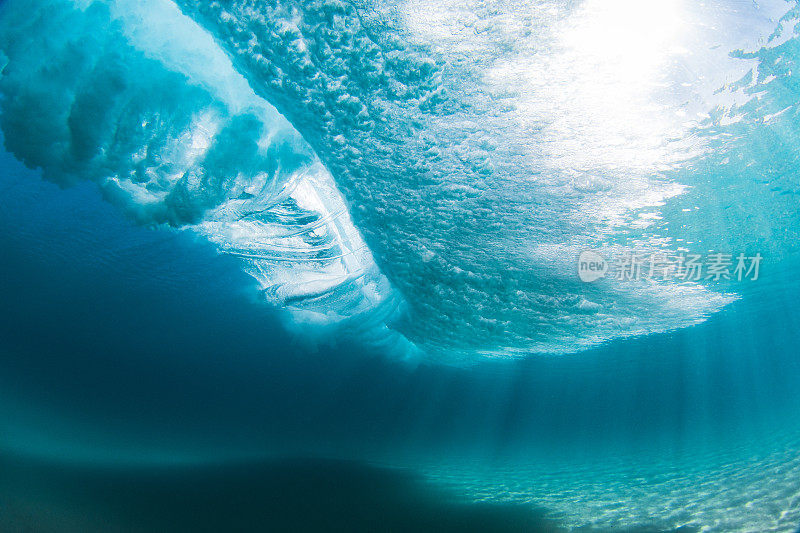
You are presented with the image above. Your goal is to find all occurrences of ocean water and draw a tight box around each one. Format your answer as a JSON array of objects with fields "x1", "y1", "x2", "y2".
[{"x1": 1, "y1": 0, "x2": 800, "y2": 531}]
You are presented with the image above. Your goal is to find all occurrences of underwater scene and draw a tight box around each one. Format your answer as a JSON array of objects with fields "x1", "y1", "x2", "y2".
[{"x1": 2, "y1": 0, "x2": 800, "y2": 531}]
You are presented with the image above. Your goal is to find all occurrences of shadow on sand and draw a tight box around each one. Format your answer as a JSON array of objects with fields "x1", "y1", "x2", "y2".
[{"x1": 0, "y1": 455, "x2": 703, "y2": 533}]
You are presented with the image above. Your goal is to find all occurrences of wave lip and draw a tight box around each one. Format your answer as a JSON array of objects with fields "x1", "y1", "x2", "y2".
[{"x1": 0, "y1": 0, "x2": 397, "y2": 328}]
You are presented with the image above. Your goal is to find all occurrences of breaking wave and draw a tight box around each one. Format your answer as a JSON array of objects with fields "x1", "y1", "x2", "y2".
[{"x1": 1, "y1": 0, "x2": 797, "y2": 360}]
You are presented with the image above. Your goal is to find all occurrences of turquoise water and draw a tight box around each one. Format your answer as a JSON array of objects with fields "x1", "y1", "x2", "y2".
[{"x1": 1, "y1": 0, "x2": 800, "y2": 531}]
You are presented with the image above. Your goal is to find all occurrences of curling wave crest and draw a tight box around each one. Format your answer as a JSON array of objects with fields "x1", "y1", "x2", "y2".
[{"x1": 0, "y1": 0, "x2": 398, "y2": 333}]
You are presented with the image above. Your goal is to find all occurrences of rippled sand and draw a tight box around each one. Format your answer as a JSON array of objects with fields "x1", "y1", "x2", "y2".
[{"x1": 421, "y1": 439, "x2": 800, "y2": 531}]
